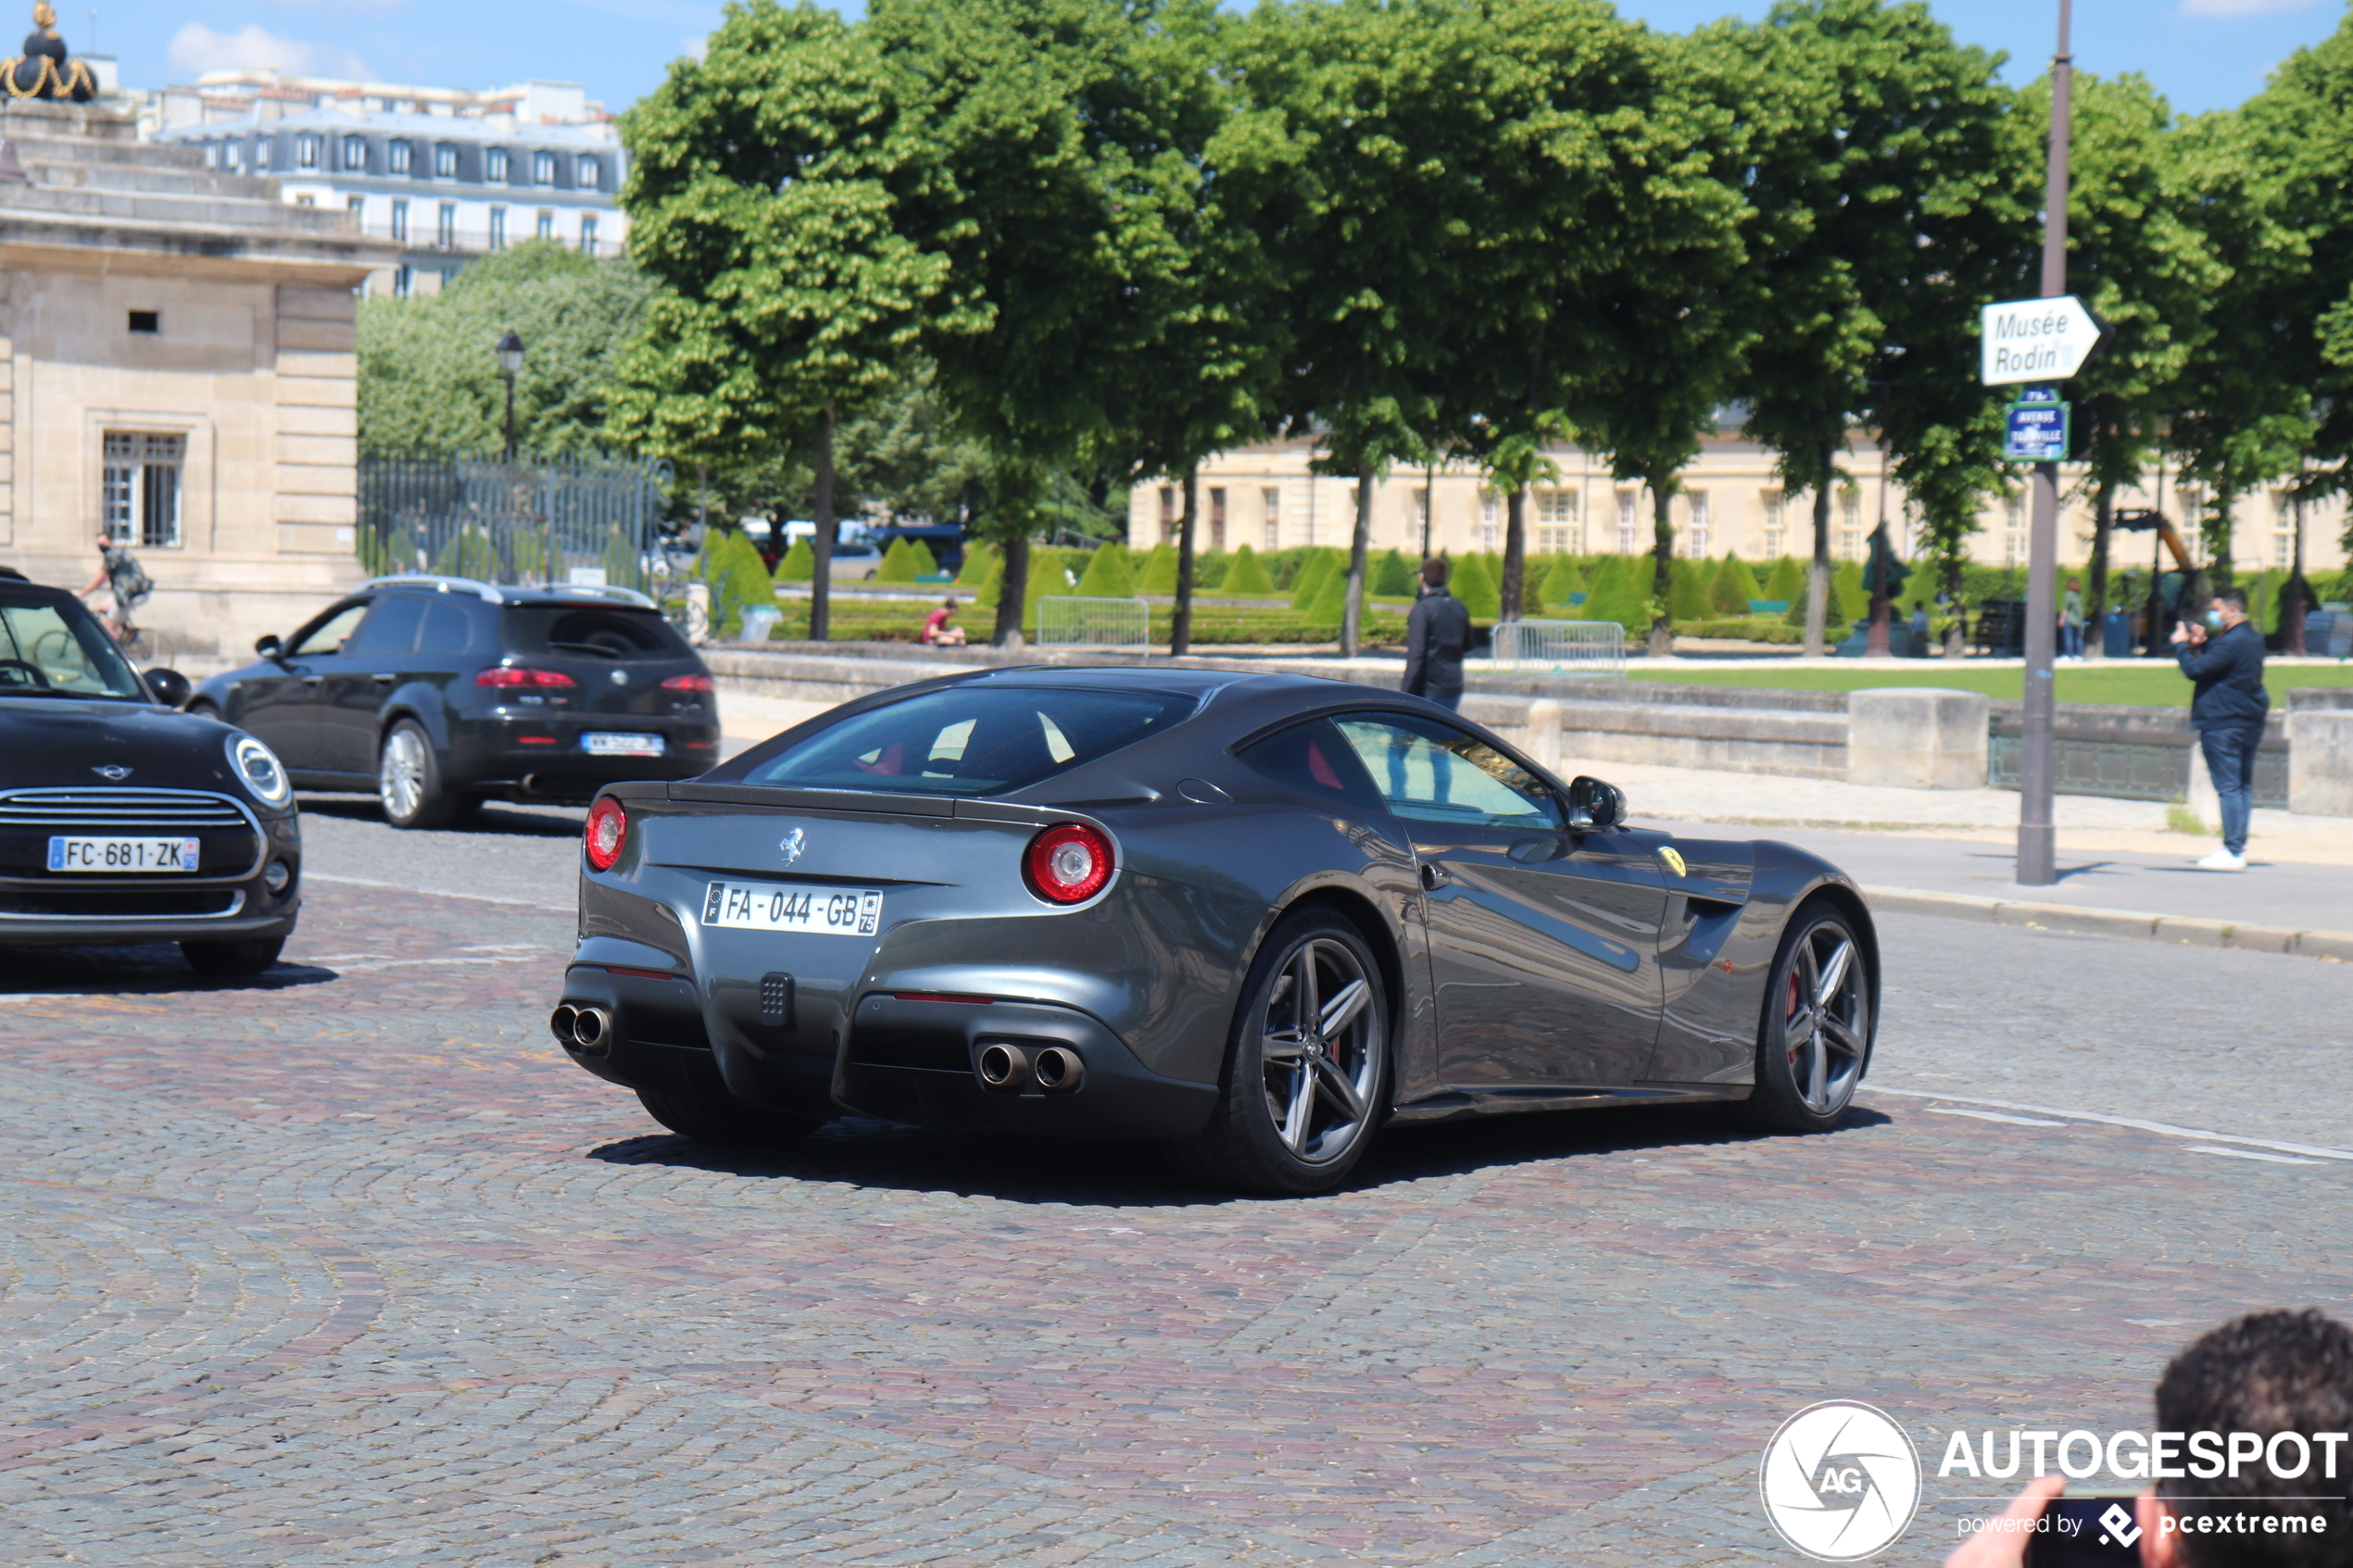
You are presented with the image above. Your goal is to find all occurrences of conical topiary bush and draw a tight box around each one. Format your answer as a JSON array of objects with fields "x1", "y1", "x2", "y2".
[
  {"x1": 1371, "y1": 547, "x2": 1415, "y2": 597},
  {"x1": 1221, "y1": 543, "x2": 1277, "y2": 596},
  {"x1": 1075, "y1": 545, "x2": 1138, "y2": 598},
  {"x1": 774, "y1": 537, "x2": 814, "y2": 583},
  {"x1": 1137, "y1": 540, "x2": 1177, "y2": 594},
  {"x1": 1541, "y1": 553, "x2": 1586, "y2": 608},
  {"x1": 1289, "y1": 548, "x2": 1340, "y2": 609},
  {"x1": 1451, "y1": 553, "x2": 1501, "y2": 621},
  {"x1": 1669, "y1": 558, "x2": 1712, "y2": 621}
]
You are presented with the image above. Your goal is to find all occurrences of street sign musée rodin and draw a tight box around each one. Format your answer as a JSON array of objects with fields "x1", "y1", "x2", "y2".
[{"x1": 1980, "y1": 295, "x2": 2103, "y2": 385}]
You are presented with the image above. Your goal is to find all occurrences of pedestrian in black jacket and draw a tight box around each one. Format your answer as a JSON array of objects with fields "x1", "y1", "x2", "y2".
[
  {"x1": 2171, "y1": 585, "x2": 2267, "y2": 870},
  {"x1": 1401, "y1": 558, "x2": 1471, "y2": 711}
]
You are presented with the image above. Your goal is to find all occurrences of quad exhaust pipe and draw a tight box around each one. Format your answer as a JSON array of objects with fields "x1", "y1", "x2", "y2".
[
  {"x1": 975, "y1": 1043, "x2": 1084, "y2": 1095},
  {"x1": 549, "y1": 1003, "x2": 614, "y2": 1053}
]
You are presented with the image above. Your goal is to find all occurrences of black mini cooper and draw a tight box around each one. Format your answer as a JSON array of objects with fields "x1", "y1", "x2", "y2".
[
  {"x1": 0, "y1": 569, "x2": 299, "y2": 973},
  {"x1": 192, "y1": 576, "x2": 721, "y2": 829}
]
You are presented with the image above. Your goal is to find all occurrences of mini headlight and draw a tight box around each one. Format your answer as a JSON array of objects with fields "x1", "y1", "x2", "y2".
[{"x1": 228, "y1": 734, "x2": 291, "y2": 806}]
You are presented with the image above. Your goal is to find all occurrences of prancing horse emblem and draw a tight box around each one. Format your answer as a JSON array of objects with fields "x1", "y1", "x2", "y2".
[
  {"x1": 779, "y1": 829, "x2": 806, "y2": 865},
  {"x1": 93, "y1": 764, "x2": 132, "y2": 781}
]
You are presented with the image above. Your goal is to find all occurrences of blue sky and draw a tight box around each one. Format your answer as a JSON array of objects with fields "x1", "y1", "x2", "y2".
[{"x1": 72, "y1": 0, "x2": 2353, "y2": 121}]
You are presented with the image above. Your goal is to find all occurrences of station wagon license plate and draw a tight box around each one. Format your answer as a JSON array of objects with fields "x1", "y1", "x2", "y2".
[
  {"x1": 702, "y1": 882, "x2": 883, "y2": 935},
  {"x1": 583, "y1": 732, "x2": 665, "y2": 757},
  {"x1": 48, "y1": 835, "x2": 199, "y2": 873}
]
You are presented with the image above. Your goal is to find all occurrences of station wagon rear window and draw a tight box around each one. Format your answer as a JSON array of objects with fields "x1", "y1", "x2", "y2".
[
  {"x1": 739, "y1": 685, "x2": 1194, "y2": 796},
  {"x1": 504, "y1": 607, "x2": 691, "y2": 662}
]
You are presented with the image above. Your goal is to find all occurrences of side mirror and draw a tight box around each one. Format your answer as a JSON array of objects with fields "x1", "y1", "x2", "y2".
[
  {"x1": 143, "y1": 667, "x2": 192, "y2": 709},
  {"x1": 1564, "y1": 774, "x2": 1626, "y2": 833},
  {"x1": 255, "y1": 633, "x2": 283, "y2": 659}
]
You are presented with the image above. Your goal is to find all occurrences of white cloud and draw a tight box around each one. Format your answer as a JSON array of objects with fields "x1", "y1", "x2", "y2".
[
  {"x1": 2179, "y1": 0, "x2": 2321, "y2": 17},
  {"x1": 166, "y1": 23, "x2": 370, "y2": 81}
]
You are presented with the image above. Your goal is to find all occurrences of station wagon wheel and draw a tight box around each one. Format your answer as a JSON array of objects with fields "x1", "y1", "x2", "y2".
[
  {"x1": 1743, "y1": 901, "x2": 1872, "y2": 1135},
  {"x1": 1171, "y1": 909, "x2": 1390, "y2": 1196},
  {"x1": 378, "y1": 719, "x2": 460, "y2": 831}
]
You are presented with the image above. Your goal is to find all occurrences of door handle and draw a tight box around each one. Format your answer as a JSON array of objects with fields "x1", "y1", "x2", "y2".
[
  {"x1": 371, "y1": 672, "x2": 396, "y2": 684},
  {"x1": 1419, "y1": 863, "x2": 1448, "y2": 891},
  {"x1": 301, "y1": 674, "x2": 324, "y2": 686}
]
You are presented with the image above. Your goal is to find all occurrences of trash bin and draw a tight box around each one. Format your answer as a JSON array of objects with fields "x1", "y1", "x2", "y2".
[
  {"x1": 740, "y1": 604, "x2": 782, "y2": 644},
  {"x1": 2102, "y1": 608, "x2": 2133, "y2": 658}
]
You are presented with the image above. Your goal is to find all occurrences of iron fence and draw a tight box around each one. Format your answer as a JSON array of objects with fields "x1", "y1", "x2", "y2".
[
  {"x1": 1035, "y1": 596, "x2": 1151, "y2": 650},
  {"x1": 357, "y1": 454, "x2": 673, "y2": 599},
  {"x1": 1490, "y1": 619, "x2": 1629, "y2": 679},
  {"x1": 1988, "y1": 727, "x2": 2289, "y2": 809}
]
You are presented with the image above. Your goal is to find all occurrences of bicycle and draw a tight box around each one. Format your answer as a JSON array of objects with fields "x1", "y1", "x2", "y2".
[{"x1": 112, "y1": 597, "x2": 173, "y2": 666}]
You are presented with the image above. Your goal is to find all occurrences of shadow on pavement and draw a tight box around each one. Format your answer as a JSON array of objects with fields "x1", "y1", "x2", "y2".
[
  {"x1": 297, "y1": 796, "x2": 585, "y2": 838},
  {"x1": 0, "y1": 942, "x2": 337, "y2": 997},
  {"x1": 586, "y1": 1102, "x2": 1891, "y2": 1206}
]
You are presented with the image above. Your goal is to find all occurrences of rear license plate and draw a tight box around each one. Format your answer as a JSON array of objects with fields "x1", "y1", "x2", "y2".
[
  {"x1": 702, "y1": 882, "x2": 883, "y2": 935},
  {"x1": 48, "y1": 835, "x2": 199, "y2": 873},
  {"x1": 583, "y1": 732, "x2": 665, "y2": 757}
]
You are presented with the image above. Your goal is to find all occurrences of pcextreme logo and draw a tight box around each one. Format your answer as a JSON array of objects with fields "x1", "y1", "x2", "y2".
[{"x1": 1760, "y1": 1401, "x2": 1923, "y2": 1562}]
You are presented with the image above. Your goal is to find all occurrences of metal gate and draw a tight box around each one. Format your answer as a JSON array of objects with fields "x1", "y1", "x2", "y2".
[
  {"x1": 357, "y1": 455, "x2": 673, "y2": 597},
  {"x1": 1491, "y1": 619, "x2": 1629, "y2": 678}
]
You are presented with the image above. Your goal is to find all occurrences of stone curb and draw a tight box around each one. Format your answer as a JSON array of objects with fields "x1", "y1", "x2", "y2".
[{"x1": 1861, "y1": 885, "x2": 2353, "y2": 961}]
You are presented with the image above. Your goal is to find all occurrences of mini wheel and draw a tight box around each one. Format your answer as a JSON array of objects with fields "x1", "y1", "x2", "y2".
[{"x1": 1742, "y1": 900, "x2": 1873, "y2": 1134}]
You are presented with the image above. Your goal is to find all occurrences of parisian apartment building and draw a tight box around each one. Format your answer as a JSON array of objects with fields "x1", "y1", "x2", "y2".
[{"x1": 145, "y1": 70, "x2": 625, "y2": 298}]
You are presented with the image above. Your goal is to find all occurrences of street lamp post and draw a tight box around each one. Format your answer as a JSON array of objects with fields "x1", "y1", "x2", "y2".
[
  {"x1": 2017, "y1": 0, "x2": 2073, "y2": 888},
  {"x1": 496, "y1": 331, "x2": 525, "y2": 464}
]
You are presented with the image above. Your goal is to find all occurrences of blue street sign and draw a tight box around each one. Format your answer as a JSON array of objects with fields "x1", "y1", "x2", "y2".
[{"x1": 2004, "y1": 400, "x2": 2070, "y2": 463}]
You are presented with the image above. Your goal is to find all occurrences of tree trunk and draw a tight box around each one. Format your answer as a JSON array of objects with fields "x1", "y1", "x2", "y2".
[
  {"x1": 2209, "y1": 487, "x2": 2234, "y2": 588},
  {"x1": 1501, "y1": 484, "x2": 1528, "y2": 625},
  {"x1": 810, "y1": 408, "x2": 837, "y2": 644},
  {"x1": 1944, "y1": 546, "x2": 1967, "y2": 659},
  {"x1": 1340, "y1": 458, "x2": 1373, "y2": 658},
  {"x1": 992, "y1": 534, "x2": 1028, "y2": 648},
  {"x1": 1171, "y1": 466, "x2": 1199, "y2": 657},
  {"x1": 1647, "y1": 482, "x2": 1675, "y2": 659},
  {"x1": 2287, "y1": 483, "x2": 2309, "y2": 656},
  {"x1": 1421, "y1": 458, "x2": 1436, "y2": 560},
  {"x1": 2085, "y1": 478, "x2": 2114, "y2": 661},
  {"x1": 1803, "y1": 449, "x2": 1833, "y2": 658}
]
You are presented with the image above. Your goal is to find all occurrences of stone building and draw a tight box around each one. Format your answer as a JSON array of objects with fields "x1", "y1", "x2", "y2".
[
  {"x1": 0, "y1": 96, "x2": 396, "y2": 656},
  {"x1": 1133, "y1": 420, "x2": 2353, "y2": 583}
]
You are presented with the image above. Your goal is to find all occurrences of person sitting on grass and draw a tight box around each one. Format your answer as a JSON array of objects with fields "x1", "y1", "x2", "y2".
[{"x1": 921, "y1": 596, "x2": 966, "y2": 646}]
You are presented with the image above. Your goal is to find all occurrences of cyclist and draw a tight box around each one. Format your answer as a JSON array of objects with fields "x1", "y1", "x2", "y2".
[{"x1": 80, "y1": 530, "x2": 150, "y2": 641}]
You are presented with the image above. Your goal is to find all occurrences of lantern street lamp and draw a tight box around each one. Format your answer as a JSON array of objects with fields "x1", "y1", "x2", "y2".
[{"x1": 496, "y1": 330, "x2": 525, "y2": 463}]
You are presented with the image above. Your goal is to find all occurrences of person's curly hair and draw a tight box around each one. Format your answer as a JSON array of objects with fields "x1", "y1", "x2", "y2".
[{"x1": 2156, "y1": 1309, "x2": 2353, "y2": 1568}]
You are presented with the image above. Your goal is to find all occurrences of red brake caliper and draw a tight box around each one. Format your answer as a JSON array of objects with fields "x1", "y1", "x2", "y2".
[{"x1": 1787, "y1": 969, "x2": 1803, "y2": 1065}]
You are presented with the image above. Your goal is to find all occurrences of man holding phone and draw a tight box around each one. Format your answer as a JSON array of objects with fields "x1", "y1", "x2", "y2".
[
  {"x1": 2171, "y1": 587, "x2": 2268, "y2": 872},
  {"x1": 1947, "y1": 1309, "x2": 2353, "y2": 1568}
]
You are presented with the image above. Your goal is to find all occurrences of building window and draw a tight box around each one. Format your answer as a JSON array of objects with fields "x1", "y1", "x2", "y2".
[
  {"x1": 486, "y1": 146, "x2": 510, "y2": 182},
  {"x1": 388, "y1": 140, "x2": 411, "y2": 174},
  {"x1": 1761, "y1": 488, "x2": 1785, "y2": 557},
  {"x1": 394, "y1": 265, "x2": 412, "y2": 297},
  {"x1": 488, "y1": 207, "x2": 507, "y2": 251},
  {"x1": 1839, "y1": 492, "x2": 1862, "y2": 559},
  {"x1": 346, "y1": 194, "x2": 365, "y2": 220},
  {"x1": 435, "y1": 144, "x2": 458, "y2": 179},
  {"x1": 579, "y1": 214, "x2": 598, "y2": 256},
  {"x1": 296, "y1": 134, "x2": 320, "y2": 169},
  {"x1": 127, "y1": 310, "x2": 158, "y2": 334},
  {"x1": 1535, "y1": 489, "x2": 1579, "y2": 555},
  {"x1": 222, "y1": 141, "x2": 241, "y2": 172},
  {"x1": 534, "y1": 150, "x2": 556, "y2": 185},
  {"x1": 1685, "y1": 490, "x2": 1710, "y2": 558},
  {"x1": 390, "y1": 199, "x2": 409, "y2": 244},
  {"x1": 1478, "y1": 493, "x2": 1498, "y2": 552},
  {"x1": 202, "y1": 143, "x2": 218, "y2": 169},
  {"x1": 2004, "y1": 493, "x2": 2027, "y2": 568},
  {"x1": 436, "y1": 202, "x2": 456, "y2": 249},
  {"x1": 103, "y1": 433, "x2": 185, "y2": 549},
  {"x1": 1616, "y1": 490, "x2": 1639, "y2": 554},
  {"x1": 1263, "y1": 486, "x2": 1280, "y2": 550},
  {"x1": 253, "y1": 137, "x2": 271, "y2": 170},
  {"x1": 578, "y1": 155, "x2": 599, "y2": 189},
  {"x1": 342, "y1": 134, "x2": 367, "y2": 173},
  {"x1": 535, "y1": 209, "x2": 554, "y2": 240},
  {"x1": 294, "y1": 194, "x2": 316, "y2": 207},
  {"x1": 1158, "y1": 485, "x2": 1177, "y2": 544},
  {"x1": 1209, "y1": 487, "x2": 1227, "y2": 552}
]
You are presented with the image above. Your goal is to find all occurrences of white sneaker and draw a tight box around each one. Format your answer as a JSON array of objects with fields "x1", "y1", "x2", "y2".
[{"x1": 2196, "y1": 849, "x2": 2247, "y2": 871}]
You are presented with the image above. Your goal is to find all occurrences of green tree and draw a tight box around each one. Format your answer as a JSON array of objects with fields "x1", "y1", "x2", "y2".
[
  {"x1": 1289, "y1": 548, "x2": 1340, "y2": 610},
  {"x1": 774, "y1": 537, "x2": 815, "y2": 583},
  {"x1": 1541, "y1": 553, "x2": 1585, "y2": 608},
  {"x1": 1706, "y1": 0, "x2": 2020, "y2": 655},
  {"x1": 1075, "y1": 545, "x2": 1139, "y2": 598},
  {"x1": 1710, "y1": 555, "x2": 1760, "y2": 614},
  {"x1": 359, "y1": 241, "x2": 657, "y2": 457},
  {"x1": 875, "y1": 537, "x2": 921, "y2": 583},
  {"x1": 617, "y1": 0, "x2": 955, "y2": 643},
  {"x1": 1370, "y1": 548, "x2": 1414, "y2": 597},
  {"x1": 1451, "y1": 553, "x2": 1501, "y2": 621},
  {"x1": 1762, "y1": 556, "x2": 1807, "y2": 604},
  {"x1": 1224, "y1": 544, "x2": 1278, "y2": 596},
  {"x1": 1137, "y1": 541, "x2": 1178, "y2": 594},
  {"x1": 1669, "y1": 558, "x2": 1712, "y2": 621}
]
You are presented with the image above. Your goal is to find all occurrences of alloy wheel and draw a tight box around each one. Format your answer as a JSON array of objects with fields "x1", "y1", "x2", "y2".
[
  {"x1": 380, "y1": 728, "x2": 428, "y2": 822},
  {"x1": 1781, "y1": 919, "x2": 1869, "y2": 1115},
  {"x1": 1257, "y1": 935, "x2": 1382, "y2": 1164}
]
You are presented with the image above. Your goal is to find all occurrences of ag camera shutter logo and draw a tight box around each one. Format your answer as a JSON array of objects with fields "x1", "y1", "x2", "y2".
[{"x1": 1759, "y1": 1401, "x2": 1921, "y2": 1561}]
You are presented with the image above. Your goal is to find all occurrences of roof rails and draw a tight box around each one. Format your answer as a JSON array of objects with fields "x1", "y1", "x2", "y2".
[{"x1": 363, "y1": 573, "x2": 657, "y2": 609}]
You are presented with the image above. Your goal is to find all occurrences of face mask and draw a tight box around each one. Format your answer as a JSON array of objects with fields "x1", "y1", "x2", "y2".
[{"x1": 2203, "y1": 609, "x2": 2226, "y2": 631}]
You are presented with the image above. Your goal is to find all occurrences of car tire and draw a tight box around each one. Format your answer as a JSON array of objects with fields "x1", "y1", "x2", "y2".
[
  {"x1": 1169, "y1": 908, "x2": 1390, "y2": 1197},
  {"x1": 185, "y1": 700, "x2": 220, "y2": 721},
  {"x1": 378, "y1": 719, "x2": 459, "y2": 830},
  {"x1": 181, "y1": 936, "x2": 285, "y2": 976},
  {"x1": 1741, "y1": 898, "x2": 1874, "y2": 1135},
  {"x1": 635, "y1": 1089, "x2": 823, "y2": 1148}
]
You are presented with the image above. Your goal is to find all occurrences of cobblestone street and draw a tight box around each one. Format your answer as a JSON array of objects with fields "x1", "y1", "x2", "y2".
[{"x1": 2, "y1": 806, "x2": 2347, "y2": 1567}]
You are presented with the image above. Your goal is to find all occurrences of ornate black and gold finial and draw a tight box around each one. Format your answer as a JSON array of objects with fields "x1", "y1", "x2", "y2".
[{"x1": 4, "y1": 2, "x2": 97, "y2": 102}]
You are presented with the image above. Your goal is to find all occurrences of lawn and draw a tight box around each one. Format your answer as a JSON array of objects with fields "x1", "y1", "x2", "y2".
[{"x1": 1637, "y1": 661, "x2": 2353, "y2": 708}]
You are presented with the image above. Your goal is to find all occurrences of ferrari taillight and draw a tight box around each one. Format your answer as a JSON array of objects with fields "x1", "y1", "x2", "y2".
[
  {"x1": 1025, "y1": 822, "x2": 1113, "y2": 905},
  {"x1": 585, "y1": 797, "x2": 628, "y2": 872}
]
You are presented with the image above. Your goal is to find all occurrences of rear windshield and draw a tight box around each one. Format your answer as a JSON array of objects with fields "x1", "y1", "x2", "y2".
[
  {"x1": 0, "y1": 594, "x2": 145, "y2": 700},
  {"x1": 503, "y1": 606, "x2": 692, "y2": 662},
  {"x1": 739, "y1": 684, "x2": 1195, "y2": 797}
]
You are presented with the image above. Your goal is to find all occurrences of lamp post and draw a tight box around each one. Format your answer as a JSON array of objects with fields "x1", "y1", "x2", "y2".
[
  {"x1": 496, "y1": 330, "x2": 524, "y2": 463},
  {"x1": 2016, "y1": 0, "x2": 2073, "y2": 887}
]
